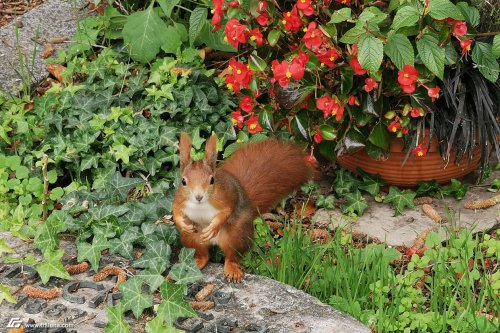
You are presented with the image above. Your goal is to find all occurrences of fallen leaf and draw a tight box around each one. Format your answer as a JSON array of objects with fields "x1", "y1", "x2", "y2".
[
  {"x1": 42, "y1": 43, "x2": 54, "y2": 58},
  {"x1": 47, "y1": 36, "x2": 69, "y2": 44},
  {"x1": 294, "y1": 201, "x2": 316, "y2": 218},
  {"x1": 46, "y1": 63, "x2": 66, "y2": 83}
]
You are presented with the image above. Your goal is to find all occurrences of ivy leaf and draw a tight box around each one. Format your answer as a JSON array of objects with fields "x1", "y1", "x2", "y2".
[
  {"x1": 108, "y1": 227, "x2": 140, "y2": 260},
  {"x1": 391, "y1": 6, "x2": 420, "y2": 31},
  {"x1": 385, "y1": 33, "x2": 414, "y2": 70},
  {"x1": 439, "y1": 179, "x2": 469, "y2": 200},
  {"x1": 343, "y1": 190, "x2": 369, "y2": 216},
  {"x1": 146, "y1": 316, "x2": 184, "y2": 333},
  {"x1": 358, "y1": 34, "x2": 384, "y2": 74},
  {"x1": 329, "y1": 8, "x2": 351, "y2": 24},
  {"x1": 112, "y1": 144, "x2": 137, "y2": 165},
  {"x1": 36, "y1": 248, "x2": 72, "y2": 284},
  {"x1": 416, "y1": 179, "x2": 441, "y2": 196},
  {"x1": 105, "y1": 172, "x2": 145, "y2": 201},
  {"x1": 90, "y1": 204, "x2": 130, "y2": 221},
  {"x1": 0, "y1": 239, "x2": 14, "y2": 257},
  {"x1": 383, "y1": 186, "x2": 416, "y2": 216},
  {"x1": 189, "y1": 7, "x2": 207, "y2": 46},
  {"x1": 105, "y1": 304, "x2": 130, "y2": 333},
  {"x1": 122, "y1": 3, "x2": 169, "y2": 63},
  {"x1": 157, "y1": 281, "x2": 196, "y2": 326},
  {"x1": 169, "y1": 248, "x2": 203, "y2": 284},
  {"x1": 132, "y1": 240, "x2": 171, "y2": 274},
  {"x1": 471, "y1": 42, "x2": 499, "y2": 83},
  {"x1": 0, "y1": 284, "x2": 16, "y2": 304},
  {"x1": 77, "y1": 236, "x2": 108, "y2": 272},
  {"x1": 34, "y1": 210, "x2": 69, "y2": 255},
  {"x1": 119, "y1": 276, "x2": 153, "y2": 319},
  {"x1": 427, "y1": 0, "x2": 464, "y2": 20},
  {"x1": 416, "y1": 34, "x2": 445, "y2": 79},
  {"x1": 334, "y1": 168, "x2": 361, "y2": 196},
  {"x1": 358, "y1": 169, "x2": 386, "y2": 196},
  {"x1": 136, "y1": 270, "x2": 166, "y2": 292}
]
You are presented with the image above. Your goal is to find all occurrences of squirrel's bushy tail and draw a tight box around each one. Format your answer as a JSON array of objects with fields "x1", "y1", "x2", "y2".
[{"x1": 220, "y1": 139, "x2": 315, "y2": 214}]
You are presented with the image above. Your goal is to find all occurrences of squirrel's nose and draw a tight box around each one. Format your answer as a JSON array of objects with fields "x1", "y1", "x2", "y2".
[{"x1": 195, "y1": 195, "x2": 203, "y2": 202}]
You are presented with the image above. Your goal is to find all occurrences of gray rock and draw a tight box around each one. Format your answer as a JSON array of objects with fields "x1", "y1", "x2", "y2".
[
  {"x1": 0, "y1": 0, "x2": 88, "y2": 94},
  {"x1": 313, "y1": 169, "x2": 500, "y2": 247},
  {"x1": 198, "y1": 264, "x2": 370, "y2": 333}
]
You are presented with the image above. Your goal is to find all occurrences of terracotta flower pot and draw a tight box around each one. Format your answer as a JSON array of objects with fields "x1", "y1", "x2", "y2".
[{"x1": 336, "y1": 134, "x2": 482, "y2": 187}]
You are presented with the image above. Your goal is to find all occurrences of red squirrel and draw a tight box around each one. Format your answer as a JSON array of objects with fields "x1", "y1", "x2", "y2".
[{"x1": 172, "y1": 132, "x2": 315, "y2": 282}]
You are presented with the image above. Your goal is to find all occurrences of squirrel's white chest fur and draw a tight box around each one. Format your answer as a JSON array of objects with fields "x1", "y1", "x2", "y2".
[{"x1": 183, "y1": 200, "x2": 218, "y2": 228}]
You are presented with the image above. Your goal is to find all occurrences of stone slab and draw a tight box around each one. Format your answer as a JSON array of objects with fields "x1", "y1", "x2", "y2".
[
  {"x1": 0, "y1": 232, "x2": 370, "y2": 333},
  {"x1": 0, "y1": 0, "x2": 88, "y2": 94},
  {"x1": 313, "y1": 169, "x2": 500, "y2": 247}
]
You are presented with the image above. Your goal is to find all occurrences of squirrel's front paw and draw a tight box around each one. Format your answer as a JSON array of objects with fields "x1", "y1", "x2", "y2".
[
  {"x1": 182, "y1": 223, "x2": 196, "y2": 233},
  {"x1": 200, "y1": 225, "x2": 219, "y2": 242}
]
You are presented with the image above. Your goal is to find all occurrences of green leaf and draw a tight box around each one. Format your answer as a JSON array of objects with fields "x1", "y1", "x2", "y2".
[
  {"x1": 169, "y1": 248, "x2": 203, "y2": 284},
  {"x1": 34, "y1": 211, "x2": 69, "y2": 254},
  {"x1": 339, "y1": 26, "x2": 366, "y2": 44},
  {"x1": 157, "y1": 282, "x2": 196, "y2": 326},
  {"x1": 36, "y1": 248, "x2": 72, "y2": 284},
  {"x1": 49, "y1": 187, "x2": 64, "y2": 201},
  {"x1": 427, "y1": 0, "x2": 464, "y2": 20},
  {"x1": 416, "y1": 34, "x2": 445, "y2": 79},
  {"x1": 105, "y1": 304, "x2": 130, "y2": 333},
  {"x1": 358, "y1": 34, "x2": 384, "y2": 74},
  {"x1": 162, "y1": 26, "x2": 183, "y2": 54},
  {"x1": 493, "y1": 35, "x2": 500, "y2": 59},
  {"x1": 119, "y1": 276, "x2": 153, "y2": 319},
  {"x1": 487, "y1": 179, "x2": 500, "y2": 192},
  {"x1": 439, "y1": 179, "x2": 469, "y2": 200},
  {"x1": 358, "y1": 169, "x2": 386, "y2": 196},
  {"x1": 471, "y1": 42, "x2": 500, "y2": 83},
  {"x1": 368, "y1": 122, "x2": 390, "y2": 151},
  {"x1": 137, "y1": 270, "x2": 165, "y2": 292},
  {"x1": 146, "y1": 316, "x2": 183, "y2": 333},
  {"x1": 456, "y1": 2, "x2": 480, "y2": 27},
  {"x1": 123, "y1": 3, "x2": 168, "y2": 63},
  {"x1": 0, "y1": 284, "x2": 16, "y2": 305},
  {"x1": 343, "y1": 190, "x2": 369, "y2": 216},
  {"x1": 0, "y1": 239, "x2": 14, "y2": 257},
  {"x1": 248, "y1": 54, "x2": 267, "y2": 72},
  {"x1": 391, "y1": 6, "x2": 420, "y2": 31},
  {"x1": 189, "y1": 7, "x2": 207, "y2": 46},
  {"x1": 358, "y1": 7, "x2": 387, "y2": 24},
  {"x1": 319, "y1": 124, "x2": 337, "y2": 141},
  {"x1": 383, "y1": 186, "x2": 416, "y2": 216},
  {"x1": 444, "y1": 43, "x2": 458, "y2": 65},
  {"x1": 329, "y1": 8, "x2": 351, "y2": 24},
  {"x1": 77, "y1": 236, "x2": 108, "y2": 272},
  {"x1": 14, "y1": 165, "x2": 29, "y2": 179},
  {"x1": 132, "y1": 240, "x2": 171, "y2": 274},
  {"x1": 108, "y1": 227, "x2": 139, "y2": 260},
  {"x1": 157, "y1": 0, "x2": 179, "y2": 18},
  {"x1": 334, "y1": 169, "x2": 361, "y2": 196},
  {"x1": 105, "y1": 172, "x2": 145, "y2": 201},
  {"x1": 385, "y1": 33, "x2": 414, "y2": 70}
]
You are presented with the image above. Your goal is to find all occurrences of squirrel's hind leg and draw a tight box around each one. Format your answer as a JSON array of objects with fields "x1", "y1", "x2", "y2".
[
  {"x1": 218, "y1": 210, "x2": 255, "y2": 282},
  {"x1": 180, "y1": 231, "x2": 210, "y2": 269}
]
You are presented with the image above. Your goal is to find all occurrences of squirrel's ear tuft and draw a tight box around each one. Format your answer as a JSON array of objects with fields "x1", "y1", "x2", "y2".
[
  {"x1": 179, "y1": 132, "x2": 192, "y2": 171},
  {"x1": 204, "y1": 134, "x2": 218, "y2": 170}
]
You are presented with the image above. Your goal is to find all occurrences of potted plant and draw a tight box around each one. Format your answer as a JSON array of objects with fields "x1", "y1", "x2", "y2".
[{"x1": 208, "y1": 0, "x2": 499, "y2": 186}]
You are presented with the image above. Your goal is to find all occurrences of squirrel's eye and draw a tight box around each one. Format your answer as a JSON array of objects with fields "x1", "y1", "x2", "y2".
[
  {"x1": 209, "y1": 176, "x2": 215, "y2": 185},
  {"x1": 181, "y1": 177, "x2": 187, "y2": 186}
]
